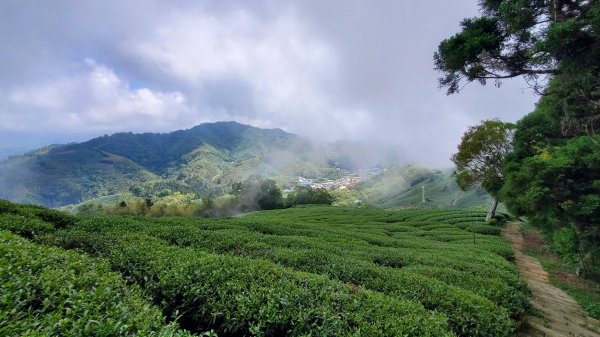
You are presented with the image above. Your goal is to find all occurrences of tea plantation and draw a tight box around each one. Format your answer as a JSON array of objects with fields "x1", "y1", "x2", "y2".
[{"x1": 0, "y1": 200, "x2": 529, "y2": 336}]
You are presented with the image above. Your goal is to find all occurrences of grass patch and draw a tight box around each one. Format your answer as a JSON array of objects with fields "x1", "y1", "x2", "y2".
[{"x1": 554, "y1": 281, "x2": 600, "y2": 319}]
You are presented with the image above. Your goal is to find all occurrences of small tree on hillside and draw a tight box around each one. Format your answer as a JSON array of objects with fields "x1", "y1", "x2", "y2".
[
  {"x1": 286, "y1": 186, "x2": 334, "y2": 207},
  {"x1": 257, "y1": 179, "x2": 284, "y2": 210},
  {"x1": 230, "y1": 176, "x2": 284, "y2": 211},
  {"x1": 452, "y1": 119, "x2": 515, "y2": 221}
]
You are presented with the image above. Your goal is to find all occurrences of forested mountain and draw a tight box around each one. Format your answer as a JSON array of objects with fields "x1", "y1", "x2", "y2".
[
  {"x1": 0, "y1": 122, "x2": 336, "y2": 207},
  {"x1": 0, "y1": 121, "x2": 497, "y2": 210}
]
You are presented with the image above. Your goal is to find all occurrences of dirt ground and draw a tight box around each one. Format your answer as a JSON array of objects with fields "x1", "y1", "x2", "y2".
[
  {"x1": 522, "y1": 228, "x2": 599, "y2": 291},
  {"x1": 522, "y1": 229, "x2": 546, "y2": 252}
]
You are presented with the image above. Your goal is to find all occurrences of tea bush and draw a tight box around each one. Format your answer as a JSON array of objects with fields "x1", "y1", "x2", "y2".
[
  {"x1": 0, "y1": 230, "x2": 194, "y2": 337},
  {"x1": 1, "y1": 201, "x2": 528, "y2": 336},
  {"x1": 42, "y1": 230, "x2": 453, "y2": 336}
]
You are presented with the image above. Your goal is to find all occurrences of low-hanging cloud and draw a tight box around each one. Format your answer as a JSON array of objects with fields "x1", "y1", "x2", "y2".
[{"x1": 0, "y1": 0, "x2": 538, "y2": 167}]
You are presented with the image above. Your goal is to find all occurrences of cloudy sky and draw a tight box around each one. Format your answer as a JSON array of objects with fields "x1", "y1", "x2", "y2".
[{"x1": 0, "y1": 0, "x2": 538, "y2": 166}]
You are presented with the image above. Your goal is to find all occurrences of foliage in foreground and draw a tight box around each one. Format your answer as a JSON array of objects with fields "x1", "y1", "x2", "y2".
[
  {"x1": 0, "y1": 230, "x2": 194, "y2": 337},
  {"x1": 1, "y1": 200, "x2": 527, "y2": 336},
  {"x1": 436, "y1": 0, "x2": 600, "y2": 280},
  {"x1": 502, "y1": 105, "x2": 600, "y2": 279},
  {"x1": 47, "y1": 207, "x2": 524, "y2": 336}
]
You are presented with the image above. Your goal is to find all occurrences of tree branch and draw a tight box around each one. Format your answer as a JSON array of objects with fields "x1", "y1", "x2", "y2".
[{"x1": 477, "y1": 68, "x2": 558, "y2": 80}]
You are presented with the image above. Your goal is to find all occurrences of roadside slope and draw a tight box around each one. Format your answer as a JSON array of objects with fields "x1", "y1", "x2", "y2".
[{"x1": 503, "y1": 222, "x2": 600, "y2": 337}]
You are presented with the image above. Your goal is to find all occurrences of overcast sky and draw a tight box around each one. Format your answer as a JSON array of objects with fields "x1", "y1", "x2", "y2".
[{"x1": 0, "y1": 0, "x2": 538, "y2": 166}]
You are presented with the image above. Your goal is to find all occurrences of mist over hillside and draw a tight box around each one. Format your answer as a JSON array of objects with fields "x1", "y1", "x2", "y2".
[{"x1": 0, "y1": 121, "x2": 415, "y2": 207}]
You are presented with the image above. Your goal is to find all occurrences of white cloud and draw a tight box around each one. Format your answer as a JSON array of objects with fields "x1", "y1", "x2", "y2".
[
  {"x1": 5, "y1": 59, "x2": 192, "y2": 132},
  {"x1": 123, "y1": 8, "x2": 372, "y2": 140},
  {"x1": 0, "y1": 1, "x2": 540, "y2": 167}
]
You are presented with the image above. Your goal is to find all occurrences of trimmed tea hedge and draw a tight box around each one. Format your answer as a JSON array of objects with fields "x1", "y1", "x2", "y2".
[
  {"x1": 42, "y1": 230, "x2": 453, "y2": 336},
  {"x1": 1, "y1": 201, "x2": 528, "y2": 337},
  {"x1": 0, "y1": 230, "x2": 194, "y2": 337}
]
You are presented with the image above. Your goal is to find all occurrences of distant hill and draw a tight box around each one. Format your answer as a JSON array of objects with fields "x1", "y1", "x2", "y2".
[
  {"x1": 64, "y1": 164, "x2": 499, "y2": 214},
  {"x1": 330, "y1": 165, "x2": 498, "y2": 211},
  {"x1": 355, "y1": 165, "x2": 500, "y2": 210},
  {"x1": 0, "y1": 122, "x2": 498, "y2": 210},
  {"x1": 0, "y1": 122, "x2": 339, "y2": 207},
  {"x1": 0, "y1": 146, "x2": 158, "y2": 207}
]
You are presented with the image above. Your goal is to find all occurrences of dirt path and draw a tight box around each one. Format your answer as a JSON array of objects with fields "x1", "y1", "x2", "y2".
[{"x1": 502, "y1": 222, "x2": 600, "y2": 337}]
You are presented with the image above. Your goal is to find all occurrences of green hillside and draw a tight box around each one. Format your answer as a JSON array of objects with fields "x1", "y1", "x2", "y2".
[
  {"x1": 0, "y1": 122, "x2": 499, "y2": 210},
  {"x1": 79, "y1": 122, "x2": 296, "y2": 173},
  {"x1": 328, "y1": 165, "x2": 499, "y2": 211},
  {"x1": 0, "y1": 146, "x2": 158, "y2": 207},
  {"x1": 359, "y1": 166, "x2": 497, "y2": 209},
  {"x1": 0, "y1": 122, "x2": 335, "y2": 207}
]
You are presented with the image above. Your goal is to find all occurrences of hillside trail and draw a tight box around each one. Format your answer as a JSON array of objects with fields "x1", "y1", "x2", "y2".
[{"x1": 502, "y1": 222, "x2": 600, "y2": 337}]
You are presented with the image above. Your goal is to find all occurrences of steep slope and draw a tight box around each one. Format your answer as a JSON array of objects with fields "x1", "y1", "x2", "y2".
[{"x1": 0, "y1": 146, "x2": 158, "y2": 207}]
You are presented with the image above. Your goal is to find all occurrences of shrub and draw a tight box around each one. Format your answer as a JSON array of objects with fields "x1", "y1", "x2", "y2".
[
  {"x1": 286, "y1": 187, "x2": 334, "y2": 206},
  {"x1": 466, "y1": 223, "x2": 502, "y2": 235},
  {"x1": 4, "y1": 204, "x2": 528, "y2": 337},
  {"x1": 0, "y1": 199, "x2": 76, "y2": 228},
  {"x1": 43, "y1": 207, "x2": 528, "y2": 336},
  {"x1": 552, "y1": 226, "x2": 580, "y2": 263},
  {"x1": 47, "y1": 231, "x2": 453, "y2": 336}
]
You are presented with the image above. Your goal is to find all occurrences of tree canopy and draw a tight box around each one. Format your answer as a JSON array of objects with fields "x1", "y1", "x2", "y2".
[
  {"x1": 231, "y1": 176, "x2": 284, "y2": 211},
  {"x1": 435, "y1": 0, "x2": 598, "y2": 96},
  {"x1": 452, "y1": 120, "x2": 514, "y2": 220},
  {"x1": 452, "y1": 120, "x2": 514, "y2": 196},
  {"x1": 285, "y1": 186, "x2": 334, "y2": 207},
  {"x1": 501, "y1": 93, "x2": 600, "y2": 235},
  {"x1": 437, "y1": 0, "x2": 600, "y2": 278}
]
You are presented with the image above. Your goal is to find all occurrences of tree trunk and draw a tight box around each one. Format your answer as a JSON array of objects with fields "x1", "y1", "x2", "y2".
[{"x1": 486, "y1": 199, "x2": 499, "y2": 222}]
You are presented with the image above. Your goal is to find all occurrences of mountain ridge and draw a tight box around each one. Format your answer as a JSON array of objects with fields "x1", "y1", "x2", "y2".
[
  {"x1": 0, "y1": 121, "x2": 331, "y2": 207},
  {"x1": 57, "y1": 121, "x2": 294, "y2": 173},
  {"x1": 0, "y1": 121, "x2": 496, "y2": 210}
]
